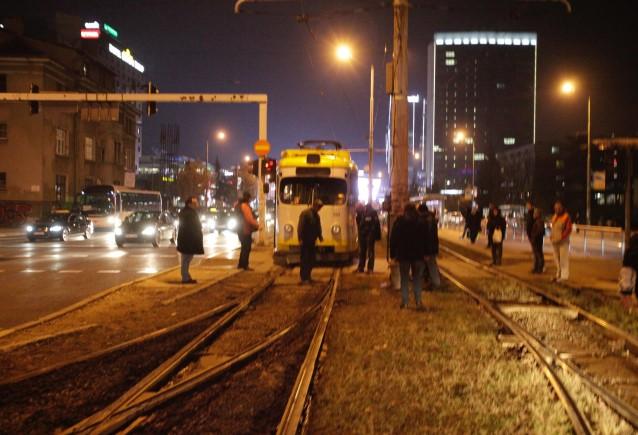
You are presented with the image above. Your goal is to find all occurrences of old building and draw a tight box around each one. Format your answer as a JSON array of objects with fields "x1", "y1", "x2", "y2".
[{"x1": 0, "y1": 15, "x2": 145, "y2": 217}]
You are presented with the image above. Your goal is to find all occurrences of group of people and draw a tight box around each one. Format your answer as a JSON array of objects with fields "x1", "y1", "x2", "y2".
[
  {"x1": 461, "y1": 199, "x2": 573, "y2": 282},
  {"x1": 389, "y1": 203, "x2": 441, "y2": 310}
]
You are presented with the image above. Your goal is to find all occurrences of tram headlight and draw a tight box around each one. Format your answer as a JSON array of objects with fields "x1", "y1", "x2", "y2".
[
  {"x1": 26, "y1": 225, "x2": 34, "y2": 232},
  {"x1": 284, "y1": 224, "x2": 293, "y2": 235},
  {"x1": 207, "y1": 219, "x2": 216, "y2": 230},
  {"x1": 50, "y1": 225, "x2": 63, "y2": 232},
  {"x1": 331, "y1": 225, "x2": 341, "y2": 235}
]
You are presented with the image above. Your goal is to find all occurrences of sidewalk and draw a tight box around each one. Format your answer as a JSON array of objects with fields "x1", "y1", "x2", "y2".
[{"x1": 439, "y1": 227, "x2": 620, "y2": 294}]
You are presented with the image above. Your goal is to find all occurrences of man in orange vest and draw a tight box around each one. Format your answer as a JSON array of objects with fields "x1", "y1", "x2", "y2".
[{"x1": 550, "y1": 200, "x2": 572, "y2": 282}]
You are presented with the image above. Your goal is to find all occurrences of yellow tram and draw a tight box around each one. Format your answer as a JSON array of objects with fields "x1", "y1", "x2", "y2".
[{"x1": 274, "y1": 141, "x2": 358, "y2": 265}]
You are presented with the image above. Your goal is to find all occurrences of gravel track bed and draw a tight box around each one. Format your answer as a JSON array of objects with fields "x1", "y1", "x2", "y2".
[
  {"x1": 132, "y1": 319, "x2": 316, "y2": 434},
  {"x1": 170, "y1": 269, "x2": 332, "y2": 384},
  {"x1": 0, "y1": 270, "x2": 265, "y2": 380},
  {"x1": 441, "y1": 241, "x2": 638, "y2": 337},
  {"x1": 0, "y1": 317, "x2": 217, "y2": 434},
  {"x1": 476, "y1": 277, "x2": 543, "y2": 303}
]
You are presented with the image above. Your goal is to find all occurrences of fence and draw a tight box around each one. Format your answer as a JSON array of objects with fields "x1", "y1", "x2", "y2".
[{"x1": 442, "y1": 216, "x2": 626, "y2": 258}]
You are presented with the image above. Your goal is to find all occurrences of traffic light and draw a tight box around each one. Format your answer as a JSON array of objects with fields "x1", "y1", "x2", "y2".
[
  {"x1": 250, "y1": 158, "x2": 277, "y2": 178},
  {"x1": 29, "y1": 83, "x2": 39, "y2": 115},
  {"x1": 147, "y1": 81, "x2": 159, "y2": 116}
]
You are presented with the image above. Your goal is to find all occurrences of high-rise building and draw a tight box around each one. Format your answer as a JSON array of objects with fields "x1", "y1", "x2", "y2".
[{"x1": 425, "y1": 31, "x2": 537, "y2": 201}]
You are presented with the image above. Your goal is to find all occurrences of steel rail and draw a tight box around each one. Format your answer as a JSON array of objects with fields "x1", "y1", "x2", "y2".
[
  {"x1": 64, "y1": 269, "x2": 280, "y2": 434},
  {"x1": 87, "y1": 270, "x2": 339, "y2": 435},
  {"x1": 0, "y1": 301, "x2": 236, "y2": 387},
  {"x1": 440, "y1": 244, "x2": 638, "y2": 353},
  {"x1": 440, "y1": 268, "x2": 592, "y2": 435},
  {"x1": 441, "y1": 244, "x2": 638, "y2": 427},
  {"x1": 277, "y1": 269, "x2": 341, "y2": 435}
]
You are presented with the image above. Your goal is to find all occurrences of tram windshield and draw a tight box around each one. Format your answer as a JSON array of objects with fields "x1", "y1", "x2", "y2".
[{"x1": 280, "y1": 177, "x2": 347, "y2": 205}]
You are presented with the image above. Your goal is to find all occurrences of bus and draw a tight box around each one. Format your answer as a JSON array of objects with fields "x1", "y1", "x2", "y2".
[{"x1": 77, "y1": 185, "x2": 162, "y2": 229}]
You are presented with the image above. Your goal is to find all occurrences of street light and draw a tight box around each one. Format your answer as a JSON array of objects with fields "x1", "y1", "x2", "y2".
[
  {"x1": 216, "y1": 130, "x2": 227, "y2": 141},
  {"x1": 452, "y1": 129, "x2": 475, "y2": 196},
  {"x1": 560, "y1": 79, "x2": 592, "y2": 224},
  {"x1": 205, "y1": 129, "x2": 227, "y2": 207},
  {"x1": 335, "y1": 43, "x2": 374, "y2": 205},
  {"x1": 244, "y1": 155, "x2": 251, "y2": 163}
]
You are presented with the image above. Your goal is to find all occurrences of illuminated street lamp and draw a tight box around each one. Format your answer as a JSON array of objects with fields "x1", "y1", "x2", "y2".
[
  {"x1": 453, "y1": 129, "x2": 475, "y2": 196},
  {"x1": 244, "y1": 155, "x2": 251, "y2": 163},
  {"x1": 216, "y1": 130, "x2": 227, "y2": 141},
  {"x1": 414, "y1": 151, "x2": 420, "y2": 160},
  {"x1": 205, "y1": 129, "x2": 227, "y2": 207},
  {"x1": 335, "y1": 42, "x2": 374, "y2": 204},
  {"x1": 560, "y1": 79, "x2": 592, "y2": 224}
]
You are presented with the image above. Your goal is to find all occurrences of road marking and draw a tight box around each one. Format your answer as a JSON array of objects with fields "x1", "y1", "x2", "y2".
[
  {"x1": 59, "y1": 270, "x2": 82, "y2": 274},
  {"x1": 137, "y1": 268, "x2": 159, "y2": 274},
  {"x1": 159, "y1": 254, "x2": 176, "y2": 258},
  {"x1": 98, "y1": 270, "x2": 120, "y2": 274},
  {"x1": 131, "y1": 254, "x2": 150, "y2": 258},
  {"x1": 22, "y1": 269, "x2": 45, "y2": 273}
]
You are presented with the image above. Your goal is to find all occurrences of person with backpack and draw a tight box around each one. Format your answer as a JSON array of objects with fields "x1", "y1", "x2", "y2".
[
  {"x1": 235, "y1": 192, "x2": 259, "y2": 270},
  {"x1": 356, "y1": 203, "x2": 381, "y2": 273},
  {"x1": 487, "y1": 207, "x2": 506, "y2": 266}
]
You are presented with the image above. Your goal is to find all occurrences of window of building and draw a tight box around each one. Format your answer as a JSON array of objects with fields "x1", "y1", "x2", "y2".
[
  {"x1": 0, "y1": 74, "x2": 6, "y2": 92},
  {"x1": 0, "y1": 123, "x2": 6, "y2": 142},
  {"x1": 474, "y1": 153, "x2": 486, "y2": 161},
  {"x1": 496, "y1": 82, "x2": 506, "y2": 89},
  {"x1": 503, "y1": 137, "x2": 516, "y2": 145},
  {"x1": 445, "y1": 51, "x2": 455, "y2": 58},
  {"x1": 55, "y1": 175, "x2": 66, "y2": 203},
  {"x1": 0, "y1": 172, "x2": 6, "y2": 191},
  {"x1": 551, "y1": 146, "x2": 559, "y2": 155},
  {"x1": 55, "y1": 128, "x2": 69, "y2": 156},
  {"x1": 114, "y1": 141, "x2": 123, "y2": 164},
  {"x1": 555, "y1": 160, "x2": 565, "y2": 169},
  {"x1": 445, "y1": 59, "x2": 456, "y2": 66},
  {"x1": 84, "y1": 137, "x2": 95, "y2": 161}
]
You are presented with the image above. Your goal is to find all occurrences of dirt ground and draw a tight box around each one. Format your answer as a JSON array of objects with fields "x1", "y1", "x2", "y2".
[{"x1": 308, "y1": 267, "x2": 571, "y2": 434}]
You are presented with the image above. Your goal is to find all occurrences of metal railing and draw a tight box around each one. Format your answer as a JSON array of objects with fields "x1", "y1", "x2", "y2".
[{"x1": 442, "y1": 218, "x2": 626, "y2": 258}]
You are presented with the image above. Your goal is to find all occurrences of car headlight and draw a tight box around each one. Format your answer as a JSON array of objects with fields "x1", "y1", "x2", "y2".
[
  {"x1": 107, "y1": 216, "x2": 115, "y2": 224},
  {"x1": 142, "y1": 226, "x2": 156, "y2": 236},
  {"x1": 284, "y1": 224, "x2": 293, "y2": 234},
  {"x1": 207, "y1": 219, "x2": 216, "y2": 230},
  {"x1": 50, "y1": 225, "x2": 63, "y2": 232},
  {"x1": 200, "y1": 215, "x2": 206, "y2": 222},
  {"x1": 114, "y1": 227, "x2": 123, "y2": 236},
  {"x1": 227, "y1": 218, "x2": 237, "y2": 230},
  {"x1": 331, "y1": 225, "x2": 341, "y2": 235},
  {"x1": 26, "y1": 225, "x2": 34, "y2": 232},
  {"x1": 114, "y1": 218, "x2": 122, "y2": 227}
]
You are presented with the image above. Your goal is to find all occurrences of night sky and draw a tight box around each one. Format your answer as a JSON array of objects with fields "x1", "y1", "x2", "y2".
[{"x1": 5, "y1": 0, "x2": 638, "y2": 170}]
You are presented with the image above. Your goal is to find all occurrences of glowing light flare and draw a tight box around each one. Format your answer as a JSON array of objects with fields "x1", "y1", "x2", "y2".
[
  {"x1": 560, "y1": 80, "x2": 576, "y2": 95},
  {"x1": 243, "y1": 155, "x2": 251, "y2": 163},
  {"x1": 453, "y1": 130, "x2": 467, "y2": 144},
  {"x1": 216, "y1": 130, "x2": 227, "y2": 141},
  {"x1": 335, "y1": 43, "x2": 353, "y2": 62}
]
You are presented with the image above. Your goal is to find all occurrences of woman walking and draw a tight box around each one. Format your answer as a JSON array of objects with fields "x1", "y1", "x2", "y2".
[{"x1": 486, "y1": 207, "x2": 506, "y2": 266}]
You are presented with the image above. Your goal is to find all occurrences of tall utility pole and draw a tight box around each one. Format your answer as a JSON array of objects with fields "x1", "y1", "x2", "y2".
[
  {"x1": 368, "y1": 65, "x2": 375, "y2": 205},
  {"x1": 390, "y1": 0, "x2": 409, "y2": 217}
]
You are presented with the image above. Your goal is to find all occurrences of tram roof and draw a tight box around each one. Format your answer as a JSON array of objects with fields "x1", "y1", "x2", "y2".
[{"x1": 279, "y1": 148, "x2": 356, "y2": 169}]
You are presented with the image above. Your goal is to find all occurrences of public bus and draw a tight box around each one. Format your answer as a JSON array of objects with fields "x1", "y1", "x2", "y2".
[
  {"x1": 274, "y1": 140, "x2": 358, "y2": 265},
  {"x1": 77, "y1": 185, "x2": 162, "y2": 229}
]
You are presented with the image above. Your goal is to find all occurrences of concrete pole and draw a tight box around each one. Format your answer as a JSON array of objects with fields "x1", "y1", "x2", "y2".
[
  {"x1": 368, "y1": 64, "x2": 374, "y2": 205},
  {"x1": 390, "y1": 0, "x2": 409, "y2": 217},
  {"x1": 257, "y1": 102, "x2": 267, "y2": 245},
  {"x1": 421, "y1": 99, "x2": 426, "y2": 172}
]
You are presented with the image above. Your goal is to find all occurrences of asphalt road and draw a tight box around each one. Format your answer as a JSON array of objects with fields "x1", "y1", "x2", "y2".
[{"x1": 0, "y1": 230, "x2": 241, "y2": 329}]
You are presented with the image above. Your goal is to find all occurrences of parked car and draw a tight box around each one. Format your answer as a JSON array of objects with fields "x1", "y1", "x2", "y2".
[
  {"x1": 114, "y1": 211, "x2": 176, "y2": 248},
  {"x1": 26, "y1": 211, "x2": 93, "y2": 242}
]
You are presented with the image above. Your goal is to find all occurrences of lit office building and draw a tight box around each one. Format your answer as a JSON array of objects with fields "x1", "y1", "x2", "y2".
[{"x1": 425, "y1": 31, "x2": 537, "y2": 201}]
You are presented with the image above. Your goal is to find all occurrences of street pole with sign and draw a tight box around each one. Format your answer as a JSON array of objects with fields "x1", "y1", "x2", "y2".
[{"x1": 254, "y1": 138, "x2": 270, "y2": 245}]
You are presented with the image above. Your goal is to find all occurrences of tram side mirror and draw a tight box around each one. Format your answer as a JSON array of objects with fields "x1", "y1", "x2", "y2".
[{"x1": 263, "y1": 184, "x2": 270, "y2": 194}]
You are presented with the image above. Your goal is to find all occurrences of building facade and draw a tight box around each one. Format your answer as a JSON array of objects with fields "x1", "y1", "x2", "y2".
[
  {"x1": 425, "y1": 31, "x2": 537, "y2": 202},
  {"x1": 0, "y1": 15, "x2": 146, "y2": 218}
]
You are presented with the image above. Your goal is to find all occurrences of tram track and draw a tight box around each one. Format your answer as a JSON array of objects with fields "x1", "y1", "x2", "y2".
[
  {"x1": 440, "y1": 243, "x2": 638, "y2": 433},
  {"x1": 62, "y1": 268, "x2": 341, "y2": 435}
]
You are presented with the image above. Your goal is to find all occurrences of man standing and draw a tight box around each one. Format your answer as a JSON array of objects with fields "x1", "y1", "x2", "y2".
[
  {"x1": 550, "y1": 200, "x2": 572, "y2": 282},
  {"x1": 235, "y1": 192, "x2": 259, "y2": 270},
  {"x1": 177, "y1": 196, "x2": 204, "y2": 284},
  {"x1": 418, "y1": 203, "x2": 441, "y2": 290},
  {"x1": 530, "y1": 207, "x2": 545, "y2": 274},
  {"x1": 356, "y1": 203, "x2": 381, "y2": 273},
  {"x1": 525, "y1": 200, "x2": 535, "y2": 270},
  {"x1": 298, "y1": 199, "x2": 323, "y2": 283}
]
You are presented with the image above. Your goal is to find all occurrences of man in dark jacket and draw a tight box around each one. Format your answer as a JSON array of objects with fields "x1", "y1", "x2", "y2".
[
  {"x1": 525, "y1": 200, "x2": 535, "y2": 270},
  {"x1": 418, "y1": 203, "x2": 441, "y2": 290},
  {"x1": 530, "y1": 207, "x2": 545, "y2": 273},
  {"x1": 177, "y1": 196, "x2": 204, "y2": 283},
  {"x1": 467, "y1": 205, "x2": 482, "y2": 244},
  {"x1": 391, "y1": 203, "x2": 427, "y2": 310},
  {"x1": 356, "y1": 203, "x2": 381, "y2": 273},
  {"x1": 298, "y1": 199, "x2": 323, "y2": 283}
]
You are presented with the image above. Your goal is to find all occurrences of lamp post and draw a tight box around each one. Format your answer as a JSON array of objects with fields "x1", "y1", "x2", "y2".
[
  {"x1": 560, "y1": 80, "x2": 591, "y2": 224},
  {"x1": 335, "y1": 43, "x2": 375, "y2": 205},
  {"x1": 453, "y1": 129, "x2": 474, "y2": 197},
  {"x1": 205, "y1": 129, "x2": 227, "y2": 206}
]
